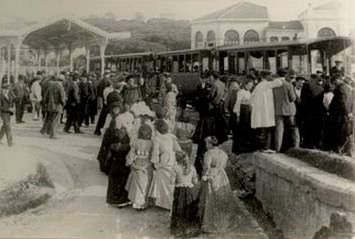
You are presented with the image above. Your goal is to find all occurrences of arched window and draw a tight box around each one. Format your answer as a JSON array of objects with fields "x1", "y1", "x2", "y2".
[
  {"x1": 224, "y1": 30, "x2": 239, "y2": 45},
  {"x1": 317, "y1": 27, "x2": 336, "y2": 38},
  {"x1": 206, "y1": 30, "x2": 216, "y2": 47},
  {"x1": 270, "y1": 36, "x2": 279, "y2": 42},
  {"x1": 281, "y1": 36, "x2": 290, "y2": 41},
  {"x1": 244, "y1": 30, "x2": 259, "y2": 44},
  {"x1": 195, "y1": 31, "x2": 203, "y2": 49}
]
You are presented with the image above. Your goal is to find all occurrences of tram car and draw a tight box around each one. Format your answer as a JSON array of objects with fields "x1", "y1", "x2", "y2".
[{"x1": 90, "y1": 36, "x2": 353, "y2": 105}]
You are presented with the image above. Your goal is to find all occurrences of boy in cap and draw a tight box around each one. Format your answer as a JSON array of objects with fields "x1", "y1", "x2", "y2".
[{"x1": 0, "y1": 84, "x2": 15, "y2": 146}]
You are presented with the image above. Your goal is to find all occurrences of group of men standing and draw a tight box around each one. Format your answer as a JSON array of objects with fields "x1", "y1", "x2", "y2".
[{"x1": 218, "y1": 61, "x2": 353, "y2": 157}]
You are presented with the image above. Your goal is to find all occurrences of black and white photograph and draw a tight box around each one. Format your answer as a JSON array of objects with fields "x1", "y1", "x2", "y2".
[{"x1": 0, "y1": 0, "x2": 354, "y2": 238}]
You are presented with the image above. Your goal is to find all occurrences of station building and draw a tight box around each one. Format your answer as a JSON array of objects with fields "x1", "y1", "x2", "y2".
[{"x1": 191, "y1": 1, "x2": 351, "y2": 49}]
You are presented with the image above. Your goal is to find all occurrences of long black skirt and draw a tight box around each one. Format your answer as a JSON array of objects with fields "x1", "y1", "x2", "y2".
[
  {"x1": 106, "y1": 157, "x2": 130, "y2": 205},
  {"x1": 170, "y1": 187, "x2": 199, "y2": 237},
  {"x1": 233, "y1": 104, "x2": 253, "y2": 154}
]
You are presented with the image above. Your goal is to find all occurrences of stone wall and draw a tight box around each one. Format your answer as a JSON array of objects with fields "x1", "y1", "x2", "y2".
[{"x1": 250, "y1": 153, "x2": 355, "y2": 239}]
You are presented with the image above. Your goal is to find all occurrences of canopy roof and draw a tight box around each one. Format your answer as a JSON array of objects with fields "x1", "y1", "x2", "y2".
[
  {"x1": 0, "y1": 17, "x2": 130, "y2": 49},
  {"x1": 194, "y1": 1, "x2": 269, "y2": 22}
]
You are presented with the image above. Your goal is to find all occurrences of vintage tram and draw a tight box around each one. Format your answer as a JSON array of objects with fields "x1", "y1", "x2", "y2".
[{"x1": 90, "y1": 36, "x2": 353, "y2": 102}]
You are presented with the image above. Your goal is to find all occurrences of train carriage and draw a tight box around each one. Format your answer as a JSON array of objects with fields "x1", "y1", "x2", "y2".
[{"x1": 90, "y1": 36, "x2": 353, "y2": 105}]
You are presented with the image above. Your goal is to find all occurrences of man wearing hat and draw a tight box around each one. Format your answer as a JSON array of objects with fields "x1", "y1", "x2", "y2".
[
  {"x1": 41, "y1": 75, "x2": 66, "y2": 139},
  {"x1": 12, "y1": 74, "x2": 26, "y2": 123},
  {"x1": 0, "y1": 83, "x2": 15, "y2": 146},
  {"x1": 94, "y1": 74, "x2": 114, "y2": 136},
  {"x1": 273, "y1": 69, "x2": 298, "y2": 152},
  {"x1": 300, "y1": 74, "x2": 325, "y2": 149},
  {"x1": 78, "y1": 73, "x2": 91, "y2": 127},
  {"x1": 64, "y1": 73, "x2": 81, "y2": 134},
  {"x1": 327, "y1": 73, "x2": 353, "y2": 155},
  {"x1": 208, "y1": 70, "x2": 228, "y2": 144},
  {"x1": 330, "y1": 59, "x2": 345, "y2": 79},
  {"x1": 251, "y1": 70, "x2": 283, "y2": 151},
  {"x1": 30, "y1": 76, "x2": 42, "y2": 121}
]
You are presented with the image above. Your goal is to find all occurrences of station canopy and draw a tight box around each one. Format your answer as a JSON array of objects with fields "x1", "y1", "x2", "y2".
[{"x1": 0, "y1": 16, "x2": 131, "y2": 80}]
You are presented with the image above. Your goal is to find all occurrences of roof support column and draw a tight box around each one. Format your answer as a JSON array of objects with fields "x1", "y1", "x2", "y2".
[
  {"x1": 44, "y1": 50, "x2": 48, "y2": 74},
  {"x1": 0, "y1": 46, "x2": 4, "y2": 81},
  {"x1": 14, "y1": 39, "x2": 22, "y2": 83},
  {"x1": 69, "y1": 45, "x2": 73, "y2": 72},
  {"x1": 37, "y1": 49, "x2": 41, "y2": 72},
  {"x1": 7, "y1": 44, "x2": 11, "y2": 83},
  {"x1": 99, "y1": 40, "x2": 107, "y2": 76},
  {"x1": 86, "y1": 46, "x2": 90, "y2": 73},
  {"x1": 56, "y1": 48, "x2": 61, "y2": 74}
]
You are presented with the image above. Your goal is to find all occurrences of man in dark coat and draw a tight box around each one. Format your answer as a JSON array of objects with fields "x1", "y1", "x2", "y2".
[
  {"x1": 64, "y1": 75, "x2": 81, "y2": 134},
  {"x1": 0, "y1": 84, "x2": 15, "y2": 146},
  {"x1": 41, "y1": 75, "x2": 66, "y2": 139},
  {"x1": 94, "y1": 74, "x2": 112, "y2": 136},
  {"x1": 88, "y1": 74, "x2": 98, "y2": 124},
  {"x1": 40, "y1": 75, "x2": 51, "y2": 120},
  {"x1": 327, "y1": 74, "x2": 353, "y2": 155},
  {"x1": 78, "y1": 74, "x2": 90, "y2": 127},
  {"x1": 300, "y1": 74, "x2": 326, "y2": 149},
  {"x1": 273, "y1": 70, "x2": 298, "y2": 152},
  {"x1": 208, "y1": 71, "x2": 228, "y2": 144},
  {"x1": 330, "y1": 60, "x2": 345, "y2": 79},
  {"x1": 12, "y1": 75, "x2": 26, "y2": 123}
]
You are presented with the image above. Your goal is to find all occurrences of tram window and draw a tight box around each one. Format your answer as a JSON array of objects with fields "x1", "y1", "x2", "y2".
[
  {"x1": 311, "y1": 49, "x2": 323, "y2": 74},
  {"x1": 185, "y1": 54, "x2": 192, "y2": 72},
  {"x1": 291, "y1": 54, "x2": 307, "y2": 74},
  {"x1": 202, "y1": 57, "x2": 209, "y2": 71},
  {"x1": 212, "y1": 58, "x2": 218, "y2": 71},
  {"x1": 171, "y1": 56, "x2": 177, "y2": 73},
  {"x1": 166, "y1": 57, "x2": 172, "y2": 72},
  {"x1": 248, "y1": 51, "x2": 263, "y2": 71},
  {"x1": 178, "y1": 55, "x2": 185, "y2": 72},
  {"x1": 224, "y1": 57, "x2": 229, "y2": 71},
  {"x1": 237, "y1": 52, "x2": 245, "y2": 75},
  {"x1": 266, "y1": 51, "x2": 277, "y2": 74},
  {"x1": 192, "y1": 54, "x2": 200, "y2": 72},
  {"x1": 277, "y1": 50, "x2": 289, "y2": 69}
]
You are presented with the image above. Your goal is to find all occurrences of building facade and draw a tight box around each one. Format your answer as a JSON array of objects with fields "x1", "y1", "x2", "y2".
[{"x1": 191, "y1": 1, "x2": 350, "y2": 49}]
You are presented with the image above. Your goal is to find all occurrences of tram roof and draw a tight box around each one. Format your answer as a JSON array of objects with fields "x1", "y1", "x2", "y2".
[
  {"x1": 216, "y1": 36, "x2": 352, "y2": 52},
  {"x1": 157, "y1": 48, "x2": 211, "y2": 56},
  {"x1": 118, "y1": 52, "x2": 153, "y2": 58}
]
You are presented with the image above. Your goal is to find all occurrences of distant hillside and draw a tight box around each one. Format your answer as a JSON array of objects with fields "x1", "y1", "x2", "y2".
[{"x1": 83, "y1": 17, "x2": 191, "y2": 54}]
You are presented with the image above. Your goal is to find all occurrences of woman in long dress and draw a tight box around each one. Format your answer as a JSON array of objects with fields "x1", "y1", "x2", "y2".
[
  {"x1": 197, "y1": 136, "x2": 239, "y2": 234},
  {"x1": 148, "y1": 119, "x2": 181, "y2": 210},
  {"x1": 106, "y1": 127, "x2": 131, "y2": 207},
  {"x1": 125, "y1": 124, "x2": 153, "y2": 210},
  {"x1": 233, "y1": 79, "x2": 254, "y2": 153},
  {"x1": 163, "y1": 83, "x2": 177, "y2": 133}
]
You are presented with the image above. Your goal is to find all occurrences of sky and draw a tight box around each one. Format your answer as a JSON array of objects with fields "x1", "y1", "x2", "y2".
[{"x1": 0, "y1": 0, "x2": 354, "y2": 28}]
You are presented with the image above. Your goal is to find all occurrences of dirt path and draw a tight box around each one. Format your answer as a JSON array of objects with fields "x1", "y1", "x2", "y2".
[{"x1": 0, "y1": 115, "x2": 267, "y2": 239}]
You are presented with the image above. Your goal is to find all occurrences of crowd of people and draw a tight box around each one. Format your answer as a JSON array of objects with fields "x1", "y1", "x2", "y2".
[
  {"x1": 0, "y1": 59, "x2": 353, "y2": 237},
  {"x1": 96, "y1": 72, "x2": 239, "y2": 237},
  {"x1": 194, "y1": 61, "x2": 354, "y2": 159}
]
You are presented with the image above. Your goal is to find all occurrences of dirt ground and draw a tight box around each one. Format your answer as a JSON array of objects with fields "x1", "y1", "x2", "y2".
[{"x1": 0, "y1": 113, "x2": 267, "y2": 239}]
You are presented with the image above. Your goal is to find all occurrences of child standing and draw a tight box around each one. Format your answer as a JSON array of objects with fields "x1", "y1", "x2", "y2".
[
  {"x1": 170, "y1": 150, "x2": 199, "y2": 238},
  {"x1": 125, "y1": 123, "x2": 153, "y2": 210},
  {"x1": 148, "y1": 119, "x2": 181, "y2": 210},
  {"x1": 0, "y1": 83, "x2": 15, "y2": 147}
]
